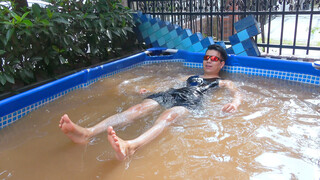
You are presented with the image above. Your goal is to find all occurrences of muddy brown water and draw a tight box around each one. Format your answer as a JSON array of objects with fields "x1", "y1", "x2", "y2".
[{"x1": 0, "y1": 62, "x2": 319, "y2": 180}]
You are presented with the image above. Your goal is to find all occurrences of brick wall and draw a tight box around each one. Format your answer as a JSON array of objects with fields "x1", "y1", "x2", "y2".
[{"x1": 189, "y1": 15, "x2": 238, "y2": 41}]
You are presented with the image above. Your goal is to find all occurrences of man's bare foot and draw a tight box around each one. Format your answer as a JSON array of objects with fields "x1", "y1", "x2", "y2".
[
  {"x1": 107, "y1": 126, "x2": 135, "y2": 161},
  {"x1": 59, "y1": 114, "x2": 92, "y2": 144}
]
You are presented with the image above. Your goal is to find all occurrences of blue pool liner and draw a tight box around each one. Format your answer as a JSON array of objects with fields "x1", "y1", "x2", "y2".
[{"x1": 0, "y1": 48, "x2": 319, "y2": 129}]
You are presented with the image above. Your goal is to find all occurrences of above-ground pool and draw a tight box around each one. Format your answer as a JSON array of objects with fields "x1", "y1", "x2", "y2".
[{"x1": 0, "y1": 49, "x2": 319, "y2": 179}]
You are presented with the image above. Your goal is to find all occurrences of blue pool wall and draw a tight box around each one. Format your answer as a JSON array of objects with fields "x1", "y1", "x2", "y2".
[{"x1": 0, "y1": 49, "x2": 319, "y2": 129}]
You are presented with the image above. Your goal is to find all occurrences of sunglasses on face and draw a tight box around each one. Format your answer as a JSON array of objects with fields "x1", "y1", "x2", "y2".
[{"x1": 203, "y1": 55, "x2": 222, "y2": 62}]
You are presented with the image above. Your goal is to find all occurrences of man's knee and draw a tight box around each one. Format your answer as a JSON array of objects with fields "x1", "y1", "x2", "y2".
[
  {"x1": 128, "y1": 104, "x2": 143, "y2": 112},
  {"x1": 128, "y1": 99, "x2": 158, "y2": 113},
  {"x1": 161, "y1": 106, "x2": 188, "y2": 122}
]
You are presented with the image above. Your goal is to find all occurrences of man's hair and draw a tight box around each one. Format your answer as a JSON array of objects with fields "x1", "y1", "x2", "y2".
[{"x1": 206, "y1": 44, "x2": 228, "y2": 62}]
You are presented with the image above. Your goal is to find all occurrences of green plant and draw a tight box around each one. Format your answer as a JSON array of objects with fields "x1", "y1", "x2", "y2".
[
  {"x1": 311, "y1": 27, "x2": 320, "y2": 35},
  {"x1": 0, "y1": 0, "x2": 135, "y2": 93}
]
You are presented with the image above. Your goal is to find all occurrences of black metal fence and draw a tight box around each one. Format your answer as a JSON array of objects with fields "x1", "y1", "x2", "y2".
[{"x1": 128, "y1": 0, "x2": 320, "y2": 58}]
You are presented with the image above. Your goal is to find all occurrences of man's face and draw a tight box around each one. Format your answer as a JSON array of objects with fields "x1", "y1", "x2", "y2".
[{"x1": 203, "y1": 50, "x2": 225, "y2": 75}]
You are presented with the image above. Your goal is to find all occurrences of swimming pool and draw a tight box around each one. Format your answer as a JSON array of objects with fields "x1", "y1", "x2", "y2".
[
  {"x1": 0, "y1": 50, "x2": 319, "y2": 179},
  {"x1": 0, "y1": 48, "x2": 319, "y2": 129}
]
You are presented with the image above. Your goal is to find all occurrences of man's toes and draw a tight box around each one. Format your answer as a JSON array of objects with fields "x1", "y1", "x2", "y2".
[
  {"x1": 115, "y1": 141, "x2": 119, "y2": 147},
  {"x1": 113, "y1": 136, "x2": 118, "y2": 142}
]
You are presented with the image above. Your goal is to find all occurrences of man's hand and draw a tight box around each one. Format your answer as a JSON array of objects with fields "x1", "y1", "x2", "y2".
[
  {"x1": 219, "y1": 80, "x2": 242, "y2": 113},
  {"x1": 139, "y1": 88, "x2": 149, "y2": 94},
  {"x1": 222, "y1": 102, "x2": 239, "y2": 113}
]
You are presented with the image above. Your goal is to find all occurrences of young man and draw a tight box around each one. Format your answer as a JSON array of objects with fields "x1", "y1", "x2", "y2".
[{"x1": 59, "y1": 44, "x2": 242, "y2": 161}]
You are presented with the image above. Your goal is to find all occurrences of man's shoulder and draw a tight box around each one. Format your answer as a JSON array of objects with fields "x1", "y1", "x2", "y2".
[{"x1": 218, "y1": 79, "x2": 234, "y2": 87}]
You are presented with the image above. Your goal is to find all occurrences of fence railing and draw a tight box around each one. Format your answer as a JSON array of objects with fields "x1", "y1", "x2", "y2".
[{"x1": 128, "y1": 0, "x2": 320, "y2": 58}]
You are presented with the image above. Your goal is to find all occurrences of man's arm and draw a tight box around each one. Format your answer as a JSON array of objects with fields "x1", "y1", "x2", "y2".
[{"x1": 219, "y1": 80, "x2": 242, "y2": 113}]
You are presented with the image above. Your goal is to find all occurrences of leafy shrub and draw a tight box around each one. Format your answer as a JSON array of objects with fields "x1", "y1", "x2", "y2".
[{"x1": 0, "y1": 0, "x2": 135, "y2": 93}]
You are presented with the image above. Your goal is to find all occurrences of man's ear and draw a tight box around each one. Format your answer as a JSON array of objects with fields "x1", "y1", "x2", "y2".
[{"x1": 220, "y1": 61, "x2": 225, "y2": 69}]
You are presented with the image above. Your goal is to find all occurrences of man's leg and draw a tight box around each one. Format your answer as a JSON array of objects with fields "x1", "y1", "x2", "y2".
[
  {"x1": 107, "y1": 106, "x2": 189, "y2": 160},
  {"x1": 59, "y1": 99, "x2": 160, "y2": 144}
]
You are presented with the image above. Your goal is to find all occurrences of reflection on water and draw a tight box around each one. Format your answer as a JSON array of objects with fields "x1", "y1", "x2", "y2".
[
  {"x1": 0, "y1": 62, "x2": 319, "y2": 180},
  {"x1": 253, "y1": 153, "x2": 320, "y2": 179}
]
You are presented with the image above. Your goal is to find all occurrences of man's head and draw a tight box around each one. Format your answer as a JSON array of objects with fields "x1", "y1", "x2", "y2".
[
  {"x1": 205, "y1": 44, "x2": 228, "y2": 62},
  {"x1": 203, "y1": 44, "x2": 228, "y2": 76}
]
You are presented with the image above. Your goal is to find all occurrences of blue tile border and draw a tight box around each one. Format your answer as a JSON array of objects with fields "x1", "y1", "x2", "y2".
[
  {"x1": 143, "y1": 59, "x2": 185, "y2": 65},
  {"x1": 183, "y1": 62, "x2": 203, "y2": 68}
]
